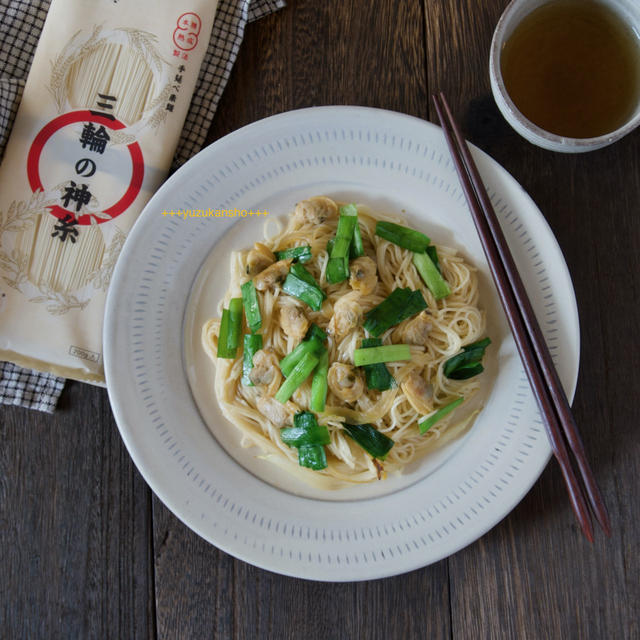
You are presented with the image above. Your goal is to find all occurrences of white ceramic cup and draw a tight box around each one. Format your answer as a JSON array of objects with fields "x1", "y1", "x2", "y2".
[{"x1": 489, "y1": 0, "x2": 640, "y2": 152}]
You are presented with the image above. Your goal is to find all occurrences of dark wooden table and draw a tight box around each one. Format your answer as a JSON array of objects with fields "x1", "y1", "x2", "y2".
[{"x1": 2, "y1": 1, "x2": 638, "y2": 638}]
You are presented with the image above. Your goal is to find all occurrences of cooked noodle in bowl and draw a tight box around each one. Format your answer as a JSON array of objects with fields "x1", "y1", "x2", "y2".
[{"x1": 201, "y1": 196, "x2": 491, "y2": 489}]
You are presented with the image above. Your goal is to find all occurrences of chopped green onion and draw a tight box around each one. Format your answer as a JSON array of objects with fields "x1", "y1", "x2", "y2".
[
  {"x1": 353, "y1": 344, "x2": 411, "y2": 366},
  {"x1": 418, "y1": 397, "x2": 464, "y2": 433},
  {"x1": 449, "y1": 362, "x2": 484, "y2": 379},
  {"x1": 282, "y1": 266, "x2": 325, "y2": 311},
  {"x1": 228, "y1": 297, "x2": 243, "y2": 349},
  {"x1": 241, "y1": 280, "x2": 262, "y2": 332},
  {"x1": 216, "y1": 309, "x2": 232, "y2": 358},
  {"x1": 280, "y1": 337, "x2": 325, "y2": 377},
  {"x1": 280, "y1": 425, "x2": 331, "y2": 447},
  {"x1": 335, "y1": 209, "x2": 358, "y2": 240},
  {"x1": 443, "y1": 337, "x2": 492, "y2": 380},
  {"x1": 331, "y1": 236, "x2": 352, "y2": 259},
  {"x1": 326, "y1": 256, "x2": 349, "y2": 284},
  {"x1": 275, "y1": 245, "x2": 312, "y2": 263},
  {"x1": 351, "y1": 221, "x2": 365, "y2": 258},
  {"x1": 289, "y1": 262, "x2": 321, "y2": 288},
  {"x1": 241, "y1": 334, "x2": 263, "y2": 385},
  {"x1": 216, "y1": 299, "x2": 243, "y2": 358},
  {"x1": 293, "y1": 411, "x2": 318, "y2": 430},
  {"x1": 326, "y1": 205, "x2": 359, "y2": 284},
  {"x1": 305, "y1": 323, "x2": 327, "y2": 342},
  {"x1": 426, "y1": 246, "x2": 441, "y2": 274},
  {"x1": 343, "y1": 423, "x2": 395, "y2": 460},
  {"x1": 281, "y1": 413, "x2": 330, "y2": 447},
  {"x1": 375, "y1": 221, "x2": 430, "y2": 253},
  {"x1": 327, "y1": 231, "x2": 364, "y2": 260},
  {"x1": 363, "y1": 288, "x2": 427, "y2": 337},
  {"x1": 341, "y1": 203, "x2": 364, "y2": 258},
  {"x1": 365, "y1": 365, "x2": 394, "y2": 392},
  {"x1": 360, "y1": 337, "x2": 381, "y2": 348},
  {"x1": 297, "y1": 444, "x2": 327, "y2": 470},
  {"x1": 326, "y1": 237, "x2": 361, "y2": 259},
  {"x1": 413, "y1": 251, "x2": 451, "y2": 300},
  {"x1": 359, "y1": 338, "x2": 394, "y2": 391},
  {"x1": 340, "y1": 203, "x2": 358, "y2": 217},
  {"x1": 468, "y1": 336, "x2": 492, "y2": 350},
  {"x1": 280, "y1": 323, "x2": 327, "y2": 378},
  {"x1": 310, "y1": 349, "x2": 329, "y2": 411},
  {"x1": 280, "y1": 412, "x2": 330, "y2": 470},
  {"x1": 274, "y1": 352, "x2": 319, "y2": 403}
]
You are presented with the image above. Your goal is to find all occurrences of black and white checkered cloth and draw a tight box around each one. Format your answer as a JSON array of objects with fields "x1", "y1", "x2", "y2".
[
  {"x1": 0, "y1": 361, "x2": 65, "y2": 412},
  {"x1": 0, "y1": 0, "x2": 285, "y2": 413}
]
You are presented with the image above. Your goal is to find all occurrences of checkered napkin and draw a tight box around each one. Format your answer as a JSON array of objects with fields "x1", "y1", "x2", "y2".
[{"x1": 0, "y1": 0, "x2": 285, "y2": 413}]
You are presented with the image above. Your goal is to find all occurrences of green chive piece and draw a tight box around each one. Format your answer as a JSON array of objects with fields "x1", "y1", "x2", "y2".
[
  {"x1": 327, "y1": 235, "x2": 363, "y2": 259},
  {"x1": 375, "y1": 221, "x2": 430, "y2": 253},
  {"x1": 413, "y1": 251, "x2": 451, "y2": 300},
  {"x1": 280, "y1": 412, "x2": 330, "y2": 470},
  {"x1": 275, "y1": 245, "x2": 312, "y2": 263},
  {"x1": 279, "y1": 338, "x2": 325, "y2": 377},
  {"x1": 326, "y1": 256, "x2": 349, "y2": 284},
  {"x1": 426, "y1": 246, "x2": 441, "y2": 274},
  {"x1": 443, "y1": 337, "x2": 491, "y2": 380},
  {"x1": 310, "y1": 349, "x2": 329, "y2": 412},
  {"x1": 293, "y1": 411, "x2": 316, "y2": 429},
  {"x1": 297, "y1": 444, "x2": 327, "y2": 470},
  {"x1": 340, "y1": 203, "x2": 358, "y2": 217},
  {"x1": 363, "y1": 288, "x2": 427, "y2": 337},
  {"x1": 228, "y1": 297, "x2": 243, "y2": 347},
  {"x1": 289, "y1": 262, "x2": 321, "y2": 288},
  {"x1": 351, "y1": 221, "x2": 365, "y2": 258},
  {"x1": 305, "y1": 323, "x2": 327, "y2": 342},
  {"x1": 216, "y1": 308, "x2": 233, "y2": 358},
  {"x1": 216, "y1": 299, "x2": 243, "y2": 358},
  {"x1": 418, "y1": 397, "x2": 464, "y2": 434},
  {"x1": 282, "y1": 273, "x2": 325, "y2": 311},
  {"x1": 332, "y1": 235, "x2": 353, "y2": 258},
  {"x1": 241, "y1": 333, "x2": 263, "y2": 385},
  {"x1": 281, "y1": 413, "x2": 330, "y2": 447},
  {"x1": 353, "y1": 344, "x2": 412, "y2": 366},
  {"x1": 343, "y1": 423, "x2": 395, "y2": 460},
  {"x1": 282, "y1": 263, "x2": 326, "y2": 311},
  {"x1": 280, "y1": 323, "x2": 328, "y2": 378},
  {"x1": 326, "y1": 205, "x2": 359, "y2": 284},
  {"x1": 241, "y1": 280, "x2": 262, "y2": 332},
  {"x1": 274, "y1": 352, "x2": 319, "y2": 403},
  {"x1": 280, "y1": 426, "x2": 331, "y2": 447},
  {"x1": 360, "y1": 338, "x2": 394, "y2": 391}
]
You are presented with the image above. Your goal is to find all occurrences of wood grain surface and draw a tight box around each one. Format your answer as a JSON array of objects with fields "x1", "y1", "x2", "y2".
[{"x1": 1, "y1": 1, "x2": 638, "y2": 638}]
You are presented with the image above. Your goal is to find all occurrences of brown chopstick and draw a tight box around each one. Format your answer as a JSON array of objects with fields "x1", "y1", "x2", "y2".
[{"x1": 432, "y1": 93, "x2": 611, "y2": 541}]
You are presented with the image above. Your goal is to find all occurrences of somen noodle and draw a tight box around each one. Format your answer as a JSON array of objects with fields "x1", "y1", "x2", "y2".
[{"x1": 202, "y1": 197, "x2": 489, "y2": 488}]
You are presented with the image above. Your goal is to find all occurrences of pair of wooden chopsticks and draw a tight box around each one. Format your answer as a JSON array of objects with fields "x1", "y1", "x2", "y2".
[{"x1": 432, "y1": 93, "x2": 611, "y2": 542}]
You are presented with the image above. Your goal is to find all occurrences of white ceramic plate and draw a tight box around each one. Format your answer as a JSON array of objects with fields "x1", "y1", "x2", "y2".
[{"x1": 104, "y1": 106, "x2": 579, "y2": 581}]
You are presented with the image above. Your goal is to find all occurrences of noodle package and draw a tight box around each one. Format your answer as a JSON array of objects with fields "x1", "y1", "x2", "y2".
[{"x1": 0, "y1": 0, "x2": 219, "y2": 383}]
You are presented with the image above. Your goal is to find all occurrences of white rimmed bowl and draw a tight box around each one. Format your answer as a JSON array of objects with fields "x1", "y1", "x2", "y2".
[{"x1": 103, "y1": 107, "x2": 581, "y2": 580}]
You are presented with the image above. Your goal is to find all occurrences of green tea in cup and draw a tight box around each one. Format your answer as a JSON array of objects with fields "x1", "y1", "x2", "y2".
[
  {"x1": 490, "y1": 0, "x2": 640, "y2": 151},
  {"x1": 500, "y1": 0, "x2": 640, "y2": 138}
]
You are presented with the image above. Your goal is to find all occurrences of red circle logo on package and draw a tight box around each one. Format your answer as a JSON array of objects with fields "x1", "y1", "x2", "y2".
[
  {"x1": 26, "y1": 110, "x2": 144, "y2": 226},
  {"x1": 173, "y1": 12, "x2": 202, "y2": 51}
]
